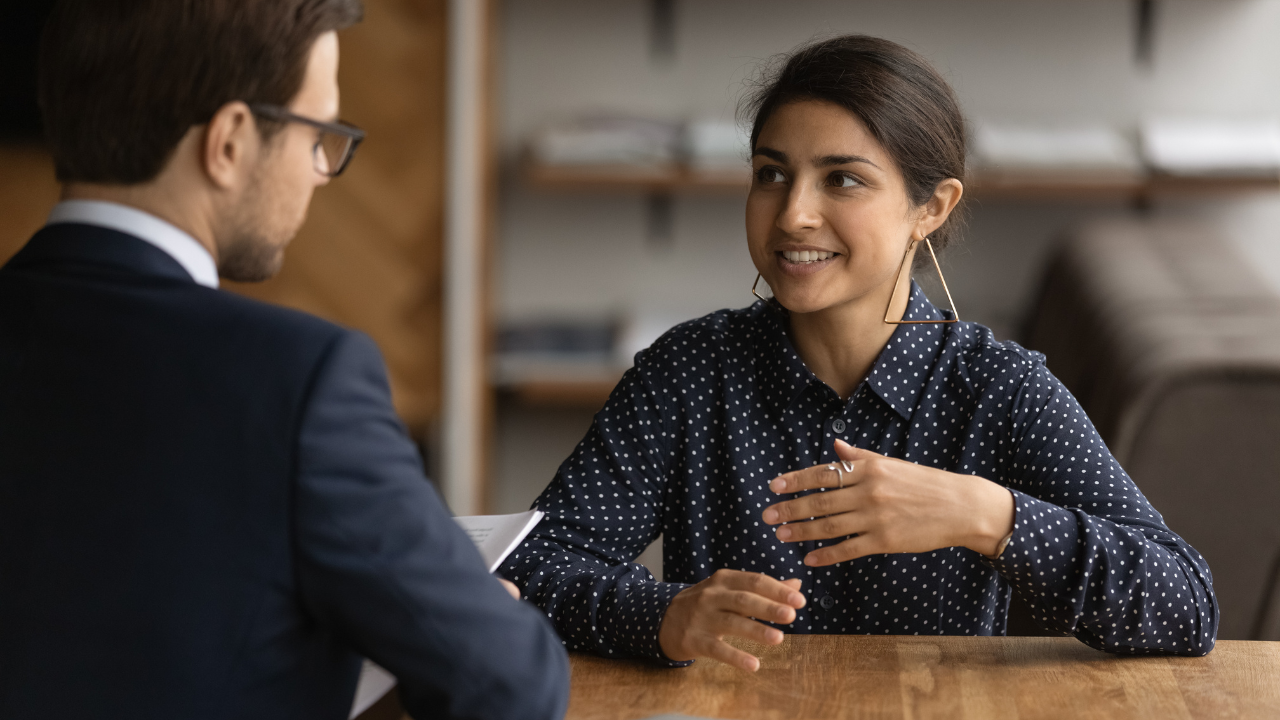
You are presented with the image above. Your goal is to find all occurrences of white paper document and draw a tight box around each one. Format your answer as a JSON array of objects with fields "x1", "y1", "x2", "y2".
[
  {"x1": 349, "y1": 510, "x2": 545, "y2": 718},
  {"x1": 454, "y1": 509, "x2": 545, "y2": 572}
]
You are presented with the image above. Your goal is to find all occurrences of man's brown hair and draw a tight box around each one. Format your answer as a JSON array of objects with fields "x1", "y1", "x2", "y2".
[{"x1": 38, "y1": 0, "x2": 363, "y2": 184}]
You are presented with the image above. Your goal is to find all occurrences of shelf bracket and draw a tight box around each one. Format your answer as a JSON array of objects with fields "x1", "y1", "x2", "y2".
[
  {"x1": 1135, "y1": 0, "x2": 1157, "y2": 69},
  {"x1": 650, "y1": 0, "x2": 676, "y2": 62},
  {"x1": 646, "y1": 192, "x2": 674, "y2": 248}
]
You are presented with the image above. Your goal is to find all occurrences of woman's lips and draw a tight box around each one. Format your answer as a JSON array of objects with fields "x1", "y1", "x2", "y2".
[{"x1": 775, "y1": 250, "x2": 839, "y2": 277}]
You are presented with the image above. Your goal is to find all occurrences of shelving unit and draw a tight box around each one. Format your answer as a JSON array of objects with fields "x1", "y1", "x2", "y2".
[
  {"x1": 524, "y1": 157, "x2": 1280, "y2": 201},
  {"x1": 501, "y1": 157, "x2": 1280, "y2": 410}
]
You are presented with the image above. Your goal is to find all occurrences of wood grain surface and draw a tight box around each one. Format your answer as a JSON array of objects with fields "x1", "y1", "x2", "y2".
[{"x1": 566, "y1": 635, "x2": 1280, "y2": 720}]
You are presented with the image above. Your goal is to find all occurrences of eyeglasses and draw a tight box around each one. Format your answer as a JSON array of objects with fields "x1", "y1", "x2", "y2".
[{"x1": 248, "y1": 103, "x2": 366, "y2": 177}]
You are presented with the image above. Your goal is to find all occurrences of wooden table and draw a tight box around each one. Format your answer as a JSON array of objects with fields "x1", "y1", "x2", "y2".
[{"x1": 566, "y1": 636, "x2": 1280, "y2": 720}]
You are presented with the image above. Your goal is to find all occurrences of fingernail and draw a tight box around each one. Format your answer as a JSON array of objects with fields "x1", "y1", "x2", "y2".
[
  {"x1": 746, "y1": 657, "x2": 760, "y2": 672},
  {"x1": 769, "y1": 629, "x2": 784, "y2": 643},
  {"x1": 803, "y1": 554, "x2": 817, "y2": 566},
  {"x1": 769, "y1": 477, "x2": 786, "y2": 493},
  {"x1": 776, "y1": 525, "x2": 791, "y2": 540},
  {"x1": 762, "y1": 508, "x2": 778, "y2": 524},
  {"x1": 789, "y1": 592, "x2": 805, "y2": 607}
]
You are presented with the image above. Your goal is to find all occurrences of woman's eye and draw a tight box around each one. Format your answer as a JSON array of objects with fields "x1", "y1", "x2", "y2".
[
  {"x1": 755, "y1": 166, "x2": 786, "y2": 184},
  {"x1": 829, "y1": 172, "x2": 860, "y2": 188}
]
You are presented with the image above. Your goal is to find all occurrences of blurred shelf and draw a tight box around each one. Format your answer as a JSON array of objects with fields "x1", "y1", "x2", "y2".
[
  {"x1": 967, "y1": 169, "x2": 1146, "y2": 200},
  {"x1": 1144, "y1": 174, "x2": 1280, "y2": 196},
  {"x1": 498, "y1": 379, "x2": 620, "y2": 407},
  {"x1": 523, "y1": 157, "x2": 749, "y2": 193},
  {"x1": 971, "y1": 170, "x2": 1280, "y2": 201},
  {"x1": 492, "y1": 355, "x2": 625, "y2": 408},
  {"x1": 524, "y1": 158, "x2": 1280, "y2": 200}
]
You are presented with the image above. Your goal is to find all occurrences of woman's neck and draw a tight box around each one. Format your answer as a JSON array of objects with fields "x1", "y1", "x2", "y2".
[{"x1": 788, "y1": 254, "x2": 916, "y2": 401}]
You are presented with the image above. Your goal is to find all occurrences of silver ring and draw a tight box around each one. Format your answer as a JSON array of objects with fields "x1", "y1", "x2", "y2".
[
  {"x1": 841, "y1": 460, "x2": 854, "y2": 473},
  {"x1": 828, "y1": 463, "x2": 845, "y2": 489}
]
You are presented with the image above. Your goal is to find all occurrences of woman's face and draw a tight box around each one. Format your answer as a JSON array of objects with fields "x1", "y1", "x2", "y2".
[{"x1": 745, "y1": 99, "x2": 920, "y2": 316}]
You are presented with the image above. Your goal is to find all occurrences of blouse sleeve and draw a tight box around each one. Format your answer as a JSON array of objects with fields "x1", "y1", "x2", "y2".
[
  {"x1": 497, "y1": 354, "x2": 692, "y2": 665},
  {"x1": 989, "y1": 363, "x2": 1218, "y2": 655}
]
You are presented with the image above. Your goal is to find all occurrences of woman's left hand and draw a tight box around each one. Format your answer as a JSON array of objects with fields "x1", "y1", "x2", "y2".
[{"x1": 762, "y1": 439, "x2": 1014, "y2": 566}]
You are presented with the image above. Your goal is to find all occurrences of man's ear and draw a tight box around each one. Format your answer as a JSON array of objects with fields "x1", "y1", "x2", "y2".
[
  {"x1": 916, "y1": 178, "x2": 964, "y2": 238},
  {"x1": 201, "y1": 101, "x2": 259, "y2": 190}
]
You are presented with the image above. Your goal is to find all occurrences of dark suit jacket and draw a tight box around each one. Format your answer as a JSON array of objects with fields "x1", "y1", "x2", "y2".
[{"x1": 0, "y1": 223, "x2": 569, "y2": 720}]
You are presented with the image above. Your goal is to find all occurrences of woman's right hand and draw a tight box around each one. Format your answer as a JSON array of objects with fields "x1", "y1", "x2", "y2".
[{"x1": 658, "y1": 569, "x2": 806, "y2": 671}]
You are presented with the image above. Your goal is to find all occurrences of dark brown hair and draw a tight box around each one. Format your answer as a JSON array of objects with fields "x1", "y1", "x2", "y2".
[
  {"x1": 742, "y1": 35, "x2": 968, "y2": 249},
  {"x1": 38, "y1": 0, "x2": 364, "y2": 184}
]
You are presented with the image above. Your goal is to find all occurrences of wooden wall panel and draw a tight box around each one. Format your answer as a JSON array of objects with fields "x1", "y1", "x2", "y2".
[
  {"x1": 227, "y1": 0, "x2": 447, "y2": 432},
  {"x1": 0, "y1": 146, "x2": 59, "y2": 262}
]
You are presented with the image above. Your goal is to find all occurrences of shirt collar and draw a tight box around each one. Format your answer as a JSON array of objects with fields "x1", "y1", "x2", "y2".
[
  {"x1": 755, "y1": 282, "x2": 948, "y2": 421},
  {"x1": 46, "y1": 200, "x2": 219, "y2": 289},
  {"x1": 862, "y1": 283, "x2": 948, "y2": 420},
  {"x1": 752, "y1": 301, "x2": 813, "y2": 415}
]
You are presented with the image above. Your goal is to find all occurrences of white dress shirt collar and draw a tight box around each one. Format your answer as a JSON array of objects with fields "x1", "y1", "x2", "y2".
[{"x1": 46, "y1": 200, "x2": 220, "y2": 289}]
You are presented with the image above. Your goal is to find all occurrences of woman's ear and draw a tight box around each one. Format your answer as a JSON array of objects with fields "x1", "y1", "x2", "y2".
[{"x1": 916, "y1": 178, "x2": 964, "y2": 238}]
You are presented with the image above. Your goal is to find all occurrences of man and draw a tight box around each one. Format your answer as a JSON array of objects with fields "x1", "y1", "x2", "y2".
[{"x1": 0, "y1": 2, "x2": 569, "y2": 719}]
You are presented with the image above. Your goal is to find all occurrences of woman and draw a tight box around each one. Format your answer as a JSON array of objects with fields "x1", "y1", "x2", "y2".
[{"x1": 500, "y1": 35, "x2": 1217, "y2": 671}]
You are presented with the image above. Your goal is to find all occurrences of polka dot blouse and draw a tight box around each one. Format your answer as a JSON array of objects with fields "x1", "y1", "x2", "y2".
[{"x1": 500, "y1": 283, "x2": 1218, "y2": 664}]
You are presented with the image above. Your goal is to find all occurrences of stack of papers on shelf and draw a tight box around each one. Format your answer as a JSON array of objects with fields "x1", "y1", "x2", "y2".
[
  {"x1": 492, "y1": 318, "x2": 622, "y2": 386},
  {"x1": 1141, "y1": 117, "x2": 1280, "y2": 177},
  {"x1": 530, "y1": 116, "x2": 680, "y2": 167},
  {"x1": 683, "y1": 119, "x2": 749, "y2": 172},
  {"x1": 970, "y1": 122, "x2": 1141, "y2": 178}
]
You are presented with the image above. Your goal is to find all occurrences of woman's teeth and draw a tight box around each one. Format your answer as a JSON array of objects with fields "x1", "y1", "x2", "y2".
[{"x1": 783, "y1": 250, "x2": 835, "y2": 264}]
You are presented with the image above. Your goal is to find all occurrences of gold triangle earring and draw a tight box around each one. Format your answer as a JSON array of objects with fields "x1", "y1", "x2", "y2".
[
  {"x1": 751, "y1": 274, "x2": 770, "y2": 302},
  {"x1": 883, "y1": 236, "x2": 959, "y2": 325}
]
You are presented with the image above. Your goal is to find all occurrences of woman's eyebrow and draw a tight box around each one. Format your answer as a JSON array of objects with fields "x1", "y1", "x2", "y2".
[
  {"x1": 815, "y1": 154, "x2": 881, "y2": 170},
  {"x1": 753, "y1": 146, "x2": 788, "y2": 162}
]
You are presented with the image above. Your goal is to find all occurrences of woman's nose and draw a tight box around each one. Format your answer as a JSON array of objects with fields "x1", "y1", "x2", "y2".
[{"x1": 776, "y1": 183, "x2": 822, "y2": 234}]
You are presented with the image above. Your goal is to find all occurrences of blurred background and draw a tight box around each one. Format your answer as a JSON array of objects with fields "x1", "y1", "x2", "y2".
[{"x1": 2, "y1": 0, "x2": 1278, "y2": 639}]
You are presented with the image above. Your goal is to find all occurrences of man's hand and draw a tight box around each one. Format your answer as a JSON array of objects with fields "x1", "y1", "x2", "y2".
[
  {"x1": 658, "y1": 569, "x2": 805, "y2": 672},
  {"x1": 762, "y1": 439, "x2": 1014, "y2": 565}
]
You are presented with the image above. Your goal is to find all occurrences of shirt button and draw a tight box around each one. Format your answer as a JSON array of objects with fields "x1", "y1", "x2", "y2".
[
  {"x1": 819, "y1": 594, "x2": 837, "y2": 610},
  {"x1": 832, "y1": 419, "x2": 846, "y2": 433}
]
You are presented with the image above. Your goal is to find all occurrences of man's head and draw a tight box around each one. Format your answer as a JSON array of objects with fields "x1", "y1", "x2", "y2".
[{"x1": 38, "y1": 0, "x2": 364, "y2": 281}]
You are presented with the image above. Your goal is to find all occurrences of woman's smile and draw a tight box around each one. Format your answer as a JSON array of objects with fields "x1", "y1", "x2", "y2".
[{"x1": 776, "y1": 247, "x2": 840, "y2": 277}]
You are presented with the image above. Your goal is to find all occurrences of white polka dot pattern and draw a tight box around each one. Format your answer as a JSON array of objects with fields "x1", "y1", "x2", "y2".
[{"x1": 500, "y1": 283, "x2": 1218, "y2": 665}]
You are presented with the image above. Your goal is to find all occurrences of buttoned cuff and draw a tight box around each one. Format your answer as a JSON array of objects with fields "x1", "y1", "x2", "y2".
[{"x1": 599, "y1": 580, "x2": 692, "y2": 667}]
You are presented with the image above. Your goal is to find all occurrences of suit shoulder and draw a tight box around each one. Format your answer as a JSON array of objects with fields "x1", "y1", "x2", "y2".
[{"x1": 193, "y1": 289, "x2": 365, "y2": 365}]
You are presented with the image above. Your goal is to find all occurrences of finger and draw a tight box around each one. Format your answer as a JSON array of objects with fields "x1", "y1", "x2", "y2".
[
  {"x1": 773, "y1": 511, "x2": 864, "y2": 543},
  {"x1": 694, "y1": 633, "x2": 762, "y2": 672},
  {"x1": 717, "y1": 588, "x2": 800, "y2": 625},
  {"x1": 764, "y1": 486, "x2": 855, "y2": 525},
  {"x1": 498, "y1": 578, "x2": 521, "y2": 600},
  {"x1": 781, "y1": 578, "x2": 803, "y2": 591},
  {"x1": 833, "y1": 439, "x2": 880, "y2": 464},
  {"x1": 767, "y1": 462, "x2": 843, "y2": 495},
  {"x1": 715, "y1": 610, "x2": 786, "y2": 646},
  {"x1": 803, "y1": 534, "x2": 877, "y2": 567},
  {"x1": 720, "y1": 570, "x2": 806, "y2": 608}
]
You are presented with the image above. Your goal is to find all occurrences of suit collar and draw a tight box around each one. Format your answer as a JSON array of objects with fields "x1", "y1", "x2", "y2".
[
  {"x1": 46, "y1": 200, "x2": 219, "y2": 288},
  {"x1": 4, "y1": 223, "x2": 202, "y2": 286}
]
